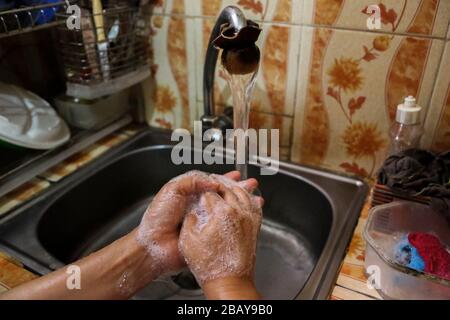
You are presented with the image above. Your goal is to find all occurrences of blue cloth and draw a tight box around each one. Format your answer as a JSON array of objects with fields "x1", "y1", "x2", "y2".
[
  {"x1": 394, "y1": 235, "x2": 425, "y2": 272},
  {"x1": 17, "y1": 0, "x2": 61, "y2": 25}
]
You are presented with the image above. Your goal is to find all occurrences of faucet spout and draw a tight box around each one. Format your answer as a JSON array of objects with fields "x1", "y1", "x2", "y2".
[{"x1": 202, "y1": 6, "x2": 261, "y2": 131}]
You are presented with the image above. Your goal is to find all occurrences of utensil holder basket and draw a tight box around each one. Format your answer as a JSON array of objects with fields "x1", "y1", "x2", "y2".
[{"x1": 56, "y1": 2, "x2": 151, "y2": 99}]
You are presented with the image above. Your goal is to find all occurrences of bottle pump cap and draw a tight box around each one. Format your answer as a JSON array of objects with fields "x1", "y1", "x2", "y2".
[{"x1": 396, "y1": 96, "x2": 421, "y2": 125}]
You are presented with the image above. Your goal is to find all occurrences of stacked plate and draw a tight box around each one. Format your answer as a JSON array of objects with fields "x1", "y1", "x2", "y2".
[{"x1": 0, "y1": 82, "x2": 70, "y2": 150}]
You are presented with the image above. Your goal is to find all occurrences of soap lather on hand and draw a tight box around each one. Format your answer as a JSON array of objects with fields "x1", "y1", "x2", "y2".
[
  {"x1": 135, "y1": 170, "x2": 264, "y2": 299},
  {"x1": 179, "y1": 174, "x2": 263, "y2": 298},
  {"x1": 0, "y1": 170, "x2": 264, "y2": 300}
]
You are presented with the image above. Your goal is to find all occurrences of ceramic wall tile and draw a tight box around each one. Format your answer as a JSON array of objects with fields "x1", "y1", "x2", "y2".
[
  {"x1": 291, "y1": 26, "x2": 445, "y2": 178},
  {"x1": 150, "y1": 0, "x2": 165, "y2": 15},
  {"x1": 143, "y1": 3, "x2": 198, "y2": 131},
  {"x1": 150, "y1": 0, "x2": 185, "y2": 15},
  {"x1": 423, "y1": 42, "x2": 450, "y2": 152},
  {"x1": 249, "y1": 111, "x2": 293, "y2": 148},
  {"x1": 302, "y1": 0, "x2": 450, "y2": 38},
  {"x1": 190, "y1": 0, "x2": 302, "y2": 24},
  {"x1": 193, "y1": 0, "x2": 267, "y2": 20},
  {"x1": 146, "y1": 0, "x2": 450, "y2": 179}
]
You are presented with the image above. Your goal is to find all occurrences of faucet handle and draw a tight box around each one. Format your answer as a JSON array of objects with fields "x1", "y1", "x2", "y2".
[
  {"x1": 201, "y1": 114, "x2": 217, "y2": 130},
  {"x1": 216, "y1": 106, "x2": 234, "y2": 130},
  {"x1": 201, "y1": 106, "x2": 233, "y2": 140}
]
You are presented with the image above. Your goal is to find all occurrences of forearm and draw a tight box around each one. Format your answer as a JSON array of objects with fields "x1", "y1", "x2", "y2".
[
  {"x1": 203, "y1": 277, "x2": 261, "y2": 300},
  {"x1": 1, "y1": 229, "x2": 158, "y2": 300}
]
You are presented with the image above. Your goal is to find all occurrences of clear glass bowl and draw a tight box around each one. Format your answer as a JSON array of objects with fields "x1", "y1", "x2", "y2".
[{"x1": 364, "y1": 201, "x2": 450, "y2": 300}]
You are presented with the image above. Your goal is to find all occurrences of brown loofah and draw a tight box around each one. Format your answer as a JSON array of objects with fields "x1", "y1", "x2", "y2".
[
  {"x1": 220, "y1": 46, "x2": 260, "y2": 75},
  {"x1": 212, "y1": 20, "x2": 262, "y2": 75}
]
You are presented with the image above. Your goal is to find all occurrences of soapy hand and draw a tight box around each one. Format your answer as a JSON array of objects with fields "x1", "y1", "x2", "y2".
[
  {"x1": 179, "y1": 174, "x2": 263, "y2": 286},
  {"x1": 136, "y1": 171, "x2": 261, "y2": 277},
  {"x1": 136, "y1": 171, "x2": 217, "y2": 274},
  {"x1": 0, "y1": 170, "x2": 263, "y2": 300}
]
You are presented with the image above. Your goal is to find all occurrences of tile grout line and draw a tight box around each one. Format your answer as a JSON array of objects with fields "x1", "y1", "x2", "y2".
[
  {"x1": 422, "y1": 38, "x2": 448, "y2": 136},
  {"x1": 152, "y1": 5, "x2": 449, "y2": 160},
  {"x1": 284, "y1": 0, "x2": 305, "y2": 162},
  {"x1": 422, "y1": 11, "x2": 450, "y2": 147},
  {"x1": 151, "y1": 13, "x2": 449, "y2": 41},
  {"x1": 300, "y1": 23, "x2": 448, "y2": 41},
  {"x1": 288, "y1": 24, "x2": 304, "y2": 162}
]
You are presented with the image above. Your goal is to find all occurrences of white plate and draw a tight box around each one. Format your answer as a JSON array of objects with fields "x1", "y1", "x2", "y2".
[{"x1": 0, "y1": 83, "x2": 70, "y2": 150}]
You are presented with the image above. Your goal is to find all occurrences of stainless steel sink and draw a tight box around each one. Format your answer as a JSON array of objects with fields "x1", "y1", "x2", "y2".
[{"x1": 0, "y1": 128, "x2": 368, "y2": 299}]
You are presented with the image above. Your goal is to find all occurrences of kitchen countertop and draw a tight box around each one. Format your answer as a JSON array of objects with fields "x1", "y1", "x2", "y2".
[
  {"x1": 0, "y1": 251, "x2": 37, "y2": 292},
  {"x1": 0, "y1": 128, "x2": 379, "y2": 300},
  {"x1": 330, "y1": 199, "x2": 381, "y2": 300}
]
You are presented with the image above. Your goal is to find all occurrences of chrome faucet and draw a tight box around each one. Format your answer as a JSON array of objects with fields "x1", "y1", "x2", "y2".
[{"x1": 201, "y1": 6, "x2": 261, "y2": 136}]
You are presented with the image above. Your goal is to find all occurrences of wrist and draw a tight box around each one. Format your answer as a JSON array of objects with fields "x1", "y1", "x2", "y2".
[
  {"x1": 115, "y1": 230, "x2": 164, "y2": 295},
  {"x1": 130, "y1": 228, "x2": 169, "y2": 272},
  {"x1": 203, "y1": 276, "x2": 260, "y2": 300}
]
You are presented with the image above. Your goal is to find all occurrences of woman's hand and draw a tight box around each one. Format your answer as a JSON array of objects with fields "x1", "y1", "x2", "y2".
[
  {"x1": 179, "y1": 175, "x2": 263, "y2": 299},
  {"x1": 0, "y1": 171, "x2": 261, "y2": 300},
  {"x1": 136, "y1": 171, "x2": 220, "y2": 275},
  {"x1": 135, "y1": 171, "x2": 261, "y2": 277}
]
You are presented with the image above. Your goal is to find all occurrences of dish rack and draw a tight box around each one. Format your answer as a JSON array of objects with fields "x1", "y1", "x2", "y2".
[
  {"x1": 371, "y1": 183, "x2": 431, "y2": 208},
  {"x1": 0, "y1": 1, "x2": 77, "y2": 39},
  {"x1": 55, "y1": 3, "x2": 151, "y2": 99}
]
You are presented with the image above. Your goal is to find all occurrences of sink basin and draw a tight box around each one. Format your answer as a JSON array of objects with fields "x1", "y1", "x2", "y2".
[
  {"x1": 37, "y1": 148, "x2": 330, "y2": 300},
  {"x1": 0, "y1": 128, "x2": 368, "y2": 299}
]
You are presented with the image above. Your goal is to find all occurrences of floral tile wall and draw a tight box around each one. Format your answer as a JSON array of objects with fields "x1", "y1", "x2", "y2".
[
  {"x1": 189, "y1": 0, "x2": 303, "y2": 24},
  {"x1": 423, "y1": 42, "x2": 450, "y2": 153},
  {"x1": 145, "y1": 0, "x2": 450, "y2": 178},
  {"x1": 292, "y1": 26, "x2": 444, "y2": 178},
  {"x1": 303, "y1": 0, "x2": 450, "y2": 37},
  {"x1": 144, "y1": 0, "x2": 197, "y2": 131}
]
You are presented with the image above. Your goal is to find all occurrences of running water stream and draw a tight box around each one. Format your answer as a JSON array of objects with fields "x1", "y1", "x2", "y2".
[{"x1": 223, "y1": 69, "x2": 259, "y2": 180}]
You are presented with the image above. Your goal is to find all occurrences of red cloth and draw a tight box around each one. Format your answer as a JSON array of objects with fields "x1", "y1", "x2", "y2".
[{"x1": 408, "y1": 232, "x2": 450, "y2": 281}]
